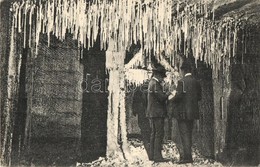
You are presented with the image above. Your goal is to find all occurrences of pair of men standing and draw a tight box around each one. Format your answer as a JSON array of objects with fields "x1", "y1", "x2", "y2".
[{"x1": 146, "y1": 62, "x2": 202, "y2": 163}]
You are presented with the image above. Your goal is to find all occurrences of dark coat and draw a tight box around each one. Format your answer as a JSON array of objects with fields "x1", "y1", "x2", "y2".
[
  {"x1": 146, "y1": 78, "x2": 168, "y2": 118},
  {"x1": 171, "y1": 75, "x2": 202, "y2": 120}
]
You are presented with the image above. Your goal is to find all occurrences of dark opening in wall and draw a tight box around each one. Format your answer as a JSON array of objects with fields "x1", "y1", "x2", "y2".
[
  {"x1": 80, "y1": 45, "x2": 108, "y2": 162},
  {"x1": 11, "y1": 48, "x2": 28, "y2": 165},
  {"x1": 194, "y1": 60, "x2": 215, "y2": 159}
]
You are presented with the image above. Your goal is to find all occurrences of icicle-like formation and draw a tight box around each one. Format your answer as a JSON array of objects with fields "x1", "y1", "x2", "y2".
[
  {"x1": 124, "y1": 49, "x2": 145, "y2": 69},
  {"x1": 11, "y1": 0, "x2": 241, "y2": 74},
  {"x1": 2, "y1": 13, "x2": 20, "y2": 161},
  {"x1": 125, "y1": 69, "x2": 150, "y2": 86}
]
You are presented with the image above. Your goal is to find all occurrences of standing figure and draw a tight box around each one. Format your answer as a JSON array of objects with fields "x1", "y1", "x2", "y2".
[
  {"x1": 132, "y1": 84, "x2": 151, "y2": 159},
  {"x1": 171, "y1": 61, "x2": 202, "y2": 164},
  {"x1": 146, "y1": 65, "x2": 171, "y2": 162}
]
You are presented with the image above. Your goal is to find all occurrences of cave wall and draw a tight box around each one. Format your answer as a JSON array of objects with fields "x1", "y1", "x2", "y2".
[
  {"x1": 0, "y1": 1, "x2": 13, "y2": 165},
  {"x1": 214, "y1": 25, "x2": 260, "y2": 165},
  {"x1": 226, "y1": 25, "x2": 260, "y2": 165},
  {"x1": 213, "y1": 62, "x2": 231, "y2": 158},
  {"x1": 30, "y1": 35, "x2": 82, "y2": 138},
  {"x1": 26, "y1": 34, "x2": 83, "y2": 165}
]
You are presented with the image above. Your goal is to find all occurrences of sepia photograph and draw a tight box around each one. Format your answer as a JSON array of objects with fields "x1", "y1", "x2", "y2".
[{"x1": 0, "y1": 0, "x2": 259, "y2": 166}]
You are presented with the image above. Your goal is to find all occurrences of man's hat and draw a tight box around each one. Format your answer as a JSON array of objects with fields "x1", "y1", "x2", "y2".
[
  {"x1": 180, "y1": 61, "x2": 192, "y2": 71},
  {"x1": 152, "y1": 64, "x2": 166, "y2": 73},
  {"x1": 152, "y1": 64, "x2": 167, "y2": 77}
]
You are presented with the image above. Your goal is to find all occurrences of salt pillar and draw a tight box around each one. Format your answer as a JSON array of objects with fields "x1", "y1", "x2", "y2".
[{"x1": 106, "y1": 42, "x2": 129, "y2": 160}]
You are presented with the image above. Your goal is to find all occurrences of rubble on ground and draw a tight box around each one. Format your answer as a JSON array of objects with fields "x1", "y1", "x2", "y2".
[{"x1": 77, "y1": 139, "x2": 223, "y2": 167}]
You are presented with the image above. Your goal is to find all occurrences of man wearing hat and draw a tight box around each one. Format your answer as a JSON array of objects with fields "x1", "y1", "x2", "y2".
[
  {"x1": 146, "y1": 64, "x2": 172, "y2": 162},
  {"x1": 170, "y1": 61, "x2": 202, "y2": 164}
]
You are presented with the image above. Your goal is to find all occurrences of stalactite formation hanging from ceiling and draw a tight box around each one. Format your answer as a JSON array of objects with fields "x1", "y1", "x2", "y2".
[{"x1": 11, "y1": 0, "x2": 245, "y2": 74}]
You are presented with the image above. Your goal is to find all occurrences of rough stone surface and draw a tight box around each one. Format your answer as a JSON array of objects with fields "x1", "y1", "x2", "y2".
[{"x1": 30, "y1": 34, "x2": 83, "y2": 139}]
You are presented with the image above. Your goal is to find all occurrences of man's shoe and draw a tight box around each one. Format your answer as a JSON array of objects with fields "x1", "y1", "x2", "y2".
[
  {"x1": 154, "y1": 158, "x2": 170, "y2": 163},
  {"x1": 178, "y1": 159, "x2": 193, "y2": 164}
]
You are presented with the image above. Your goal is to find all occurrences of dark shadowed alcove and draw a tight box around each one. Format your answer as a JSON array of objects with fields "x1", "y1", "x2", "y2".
[
  {"x1": 225, "y1": 25, "x2": 260, "y2": 166},
  {"x1": 80, "y1": 40, "x2": 108, "y2": 162},
  {"x1": 194, "y1": 60, "x2": 215, "y2": 159},
  {"x1": 11, "y1": 47, "x2": 28, "y2": 164}
]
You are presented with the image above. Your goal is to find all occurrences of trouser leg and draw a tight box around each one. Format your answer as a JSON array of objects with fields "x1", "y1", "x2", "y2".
[
  {"x1": 153, "y1": 118, "x2": 164, "y2": 159},
  {"x1": 149, "y1": 119, "x2": 155, "y2": 160},
  {"x1": 173, "y1": 118, "x2": 184, "y2": 160},
  {"x1": 178, "y1": 120, "x2": 194, "y2": 161},
  {"x1": 140, "y1": 118, "x2": 151, "y2": 159}
]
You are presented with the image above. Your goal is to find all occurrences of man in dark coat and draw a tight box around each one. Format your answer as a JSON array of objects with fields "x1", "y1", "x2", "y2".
[
  {"x1": 171, "y1": 61, "x2": 202, "y2": 164},
  {"x1": 132, "y1": 84, "x2": 151, "y2": 159},
  {"x1": 146, "y1": 65, "x2": 171, "y2": 162}
]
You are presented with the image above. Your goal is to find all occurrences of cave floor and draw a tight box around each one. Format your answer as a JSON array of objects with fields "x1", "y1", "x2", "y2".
[{"x1": 78, "y1": 138, "x2": 223, "y2": 167}]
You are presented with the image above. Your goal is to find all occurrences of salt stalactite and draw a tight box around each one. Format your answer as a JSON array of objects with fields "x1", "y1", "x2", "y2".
[
  {"x1": 35, "y1": 4, "x2": 40, "y2": 56},
  {"x1": 17, "y1": 1, "x2": 24, "y2": 33},
  {"x1": 11, "y1": 0, "x2": 241, "y2": 74},
  {"x1": 158, "y1": 56, "x2": 176, "y2": 72},
  {"x1": 28, "y1": 4, "x2": 35, "y2": 48},
  {"x1": 1, "y1": 14, "x2": 19, "y2": 164},
  {"x1": 124, "y1": 69, "x2": 150, "y2": 86},
  {"x1": 23, "y1": 2, "x2": 28, "y2": 48},
  {"x1": 11, "y1": 1, "x2": 242, "y2": 94},
  {"x1": 17, "y1": 54, "x2": 23, "y2": 84},
  {"x1": 124, "y1": 49, "x2": 145, "y2": 69},
  {"x1": 233, "y1": 22, "x2": 238, "y2": 58}
]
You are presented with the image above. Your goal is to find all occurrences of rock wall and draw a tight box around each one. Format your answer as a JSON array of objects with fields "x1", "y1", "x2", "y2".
[
  {"x1": 30, "y1": 35, "x2": 83, "y2": 139},
  {"x1": 225, "y1": 25, "x2": 260, "y2": 165},
  {"x1": 26, "y1": 34, "x2": 83, "y2": 165},
  {"x1": 213, "y1": 62, "x2": 231, "y2": 159},
  {"x1": 0, "y1": 1, "x2": 13, "y2": 165},
  {"x1": 213, "y1": 25, "x2": 260, "y2": 166}
]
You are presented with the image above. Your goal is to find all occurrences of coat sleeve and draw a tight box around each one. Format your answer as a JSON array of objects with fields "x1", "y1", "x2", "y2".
[
  {"x1": 197, "y1": 81, "x2": 202, "y2": 101},
  {"x1": 153, "y1": 81, "x2": 168, "y2": 102},
  {"x1": 172, "y1": 80, "x2": 185, "y2": 102}
]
